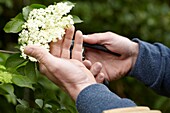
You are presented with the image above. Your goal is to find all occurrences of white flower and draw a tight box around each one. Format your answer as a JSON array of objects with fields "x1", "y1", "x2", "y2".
[{"x1": 18, "y1": 2, "x2": 75, "y2": 62}]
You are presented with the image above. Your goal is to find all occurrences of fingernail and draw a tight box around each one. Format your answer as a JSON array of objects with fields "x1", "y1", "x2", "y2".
[{"x1": 83, "y1": 35, "x2": 88, "y2": 38}]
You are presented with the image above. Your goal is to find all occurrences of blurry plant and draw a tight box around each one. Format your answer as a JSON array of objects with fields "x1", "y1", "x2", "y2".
[
  {"x1": 0, "y1": 0, "x2": 13, "y2": 14},
  {"x1": 1, "y1": 0, "x2": 170, "y2": 113},
  {"x1": 0, "y1": 1, "x2": 82, "y2": 113}
]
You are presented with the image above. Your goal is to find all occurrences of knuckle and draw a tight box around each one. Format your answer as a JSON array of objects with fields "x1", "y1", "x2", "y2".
[{"x1": 32, "y1": 47, "x2": 48, "y2": 63}]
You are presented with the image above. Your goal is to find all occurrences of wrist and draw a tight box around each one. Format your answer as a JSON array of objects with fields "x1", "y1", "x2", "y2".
[
  {"x1": 131, "y1": 41, "x2": 139, "y2": 68},
  {"x1": 66, "y1": 82, "x2": 97, "y2": 101}
]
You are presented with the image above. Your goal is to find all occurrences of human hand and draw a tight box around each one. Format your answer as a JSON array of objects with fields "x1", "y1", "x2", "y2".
[
  {"x1": 83, "y1": 32, "x2": 139, "y2": 82},
  {"x1": 24, "y1": 26, "x2": 102, "y2": 101}
]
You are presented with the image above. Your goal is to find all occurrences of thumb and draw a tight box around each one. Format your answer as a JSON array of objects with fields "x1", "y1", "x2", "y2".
[
  {"x1": 24, "y1": 45, "x2": 57, "y2": 66},
  {"x1": 83, "y1": 32, "x2": 110, "y2": 45},
  {"x1": 83, "y1": 34, "x2": 100, "y2": 44}
]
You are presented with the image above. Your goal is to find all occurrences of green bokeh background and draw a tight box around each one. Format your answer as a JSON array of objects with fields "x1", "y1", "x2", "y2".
[{"x1": 0, "y1": 0, "x2": 170, "y2": 113}]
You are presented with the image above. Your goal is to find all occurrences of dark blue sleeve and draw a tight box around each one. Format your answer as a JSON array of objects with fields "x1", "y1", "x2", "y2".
[
  {"x1": 129, "y1": 38, "x2": 170, "y2": 97},
  {"x1": 76, "y1": 84, "x2": 136, "y2": 113}
]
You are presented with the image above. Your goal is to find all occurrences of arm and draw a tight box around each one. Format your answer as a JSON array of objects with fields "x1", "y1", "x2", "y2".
[
  {"x1": 129, "y1": 38, "x2": 170, "y2": 97},
  {"x1": 83, "y1": 32, "x2": 170, "y2": 97},
  {"x1": 24, "y1": 28, "x2": 136, "y2": 113},
  {"x1": 76, "y1": 84, "x2": 136, "y2": 113}
]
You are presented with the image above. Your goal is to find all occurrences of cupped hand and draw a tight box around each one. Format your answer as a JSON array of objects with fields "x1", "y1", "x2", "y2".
[{"x1": 24, "y1": 26, "x2": 103, "y2": 100}]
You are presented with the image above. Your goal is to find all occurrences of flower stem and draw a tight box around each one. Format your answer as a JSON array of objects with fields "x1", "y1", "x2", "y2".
[{"x1": 0, "y1": 50, "x2": 19, "y2": 54}]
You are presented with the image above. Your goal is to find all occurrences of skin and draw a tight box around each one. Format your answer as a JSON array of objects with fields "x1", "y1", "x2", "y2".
[
  {"x1": 83, "y1": 32, "x2": 139, "y2": 82},
  {"x1": 24, "y1": 26, "x2": 103, "y2": 101},
  {"x1": 24, "y1": 27, "x2": 139, "y2": 101}
]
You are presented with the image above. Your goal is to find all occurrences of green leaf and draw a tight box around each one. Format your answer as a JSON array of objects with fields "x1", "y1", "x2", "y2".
[
  {"x1": 5, "y1": 94, "x2": 17, "y2": 105},
  {"x1": 73, "y1": 15, "x2": 83, "y2": 24},
  {"x1": 0, "y1": 88, "x2": 7, "y2": 95},
  {"x1": 0, "y1": 84, "x2": 14, "y2": 94},
  {"x1": 30, "y1": 4, "x2": 46, "y2": 9},
  {"x1": 24, "y1": 61, "x2": 38, "y2": 83},
  {"x1": 64, "y1": 1, "x2": 75, "y2": 7},
  {"x1": 22, "y1": 4, "x2": 46, "y2": 21},
  {"x1": 4, "y1": 13, "x2": 24, "y2": 33},
  {"x1": 42, "y1": 108, "x2": 53, "y2": 113},
  {"x1": 35, "y1": 99, "x2": 43, "y2": 108},
  {"x1": 66, "y1": 105, "x2": 77, "y2": 113},
  {"x1": 0, "y1": 84, "x2": 17, "y2": 104},
  {"x1": 0, "y1": 52, "x2": 10, "y2": 65},
  {"x1": 57, "y1": 109, "x2": 71, "y2": 113},
  {"x1": 5, "y1": 53, "x2": 27, "y2": 69},
  {"x1": 44, "y1": 104, "x2": 52, "y2": 108},
  {"x1": 16, "y1": 105, "x2": 33, "y2": 113},
  {"x1": 12, "y1": 75, "x2": 34, "y2": 90},
  {"x1": 17, "y1": 99, "x2": 29, "y2": 107},
  {"x1": 3, "y1": 19, "x2": 24, "y2": 33},
  {"x1": 22, "y1": 6, "x2": 33, "y2": 20},
  {"x1": 11, "y1": 13, "x2": 24, "y2": 21},
  {"x1": 17, "y1": 66, "x2": 25, "y2": 76}
]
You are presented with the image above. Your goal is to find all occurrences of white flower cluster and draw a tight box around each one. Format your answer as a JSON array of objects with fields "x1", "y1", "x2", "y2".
[{"x1": 18, "y1": 2, "x2": 74, "y2": 62}]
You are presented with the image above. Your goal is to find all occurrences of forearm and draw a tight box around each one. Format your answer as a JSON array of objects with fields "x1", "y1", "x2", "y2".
[
  {"x1": 129, "y1": 38, "x2": 170, "y2": 96},
  {"x1": 76, "y1": 84, "x2": 136, "y2": 113}
]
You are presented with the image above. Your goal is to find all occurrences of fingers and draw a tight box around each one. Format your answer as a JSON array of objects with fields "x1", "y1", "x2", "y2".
[
  {"x1": 83, "y1": 60, "x2": 92, "y2": 69},
  {"x1": 90, "y1": 62, "x2": 102, "y2": 76},
  {"x1": 72, "y1": 30, "x2": 83, "y2": 61},
  {"x1": 89, "y1": 62, "x2": 105, "y2": 83},
  {"x1": 83, "y1": 32, "x2": 110, "y2": 45},
  {"x1": 95, "y1": 72, "x2": 105, "y2": 83},
  {"x1": 50, "y1": 40, "x2": 63, "y2": 57},
  {"x1": 61, "y1": 26, "x2": 75, "y2": 58},
  {"x1": 50, "y1": 26, "x2": 75, "y2": 58}
]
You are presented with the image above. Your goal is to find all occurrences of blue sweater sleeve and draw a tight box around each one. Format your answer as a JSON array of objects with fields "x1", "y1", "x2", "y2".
[
  {"x1": 76, "y1": 84, "x2": 136, "y2": 113},
  {"x1": 129, "y1": 38, "x2": 170, "y2": 97}
]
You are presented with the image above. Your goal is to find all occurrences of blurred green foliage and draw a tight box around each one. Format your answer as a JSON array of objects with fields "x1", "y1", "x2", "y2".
[{"x1": 0, "y1": 0, "x2": 170, "y2": 113}]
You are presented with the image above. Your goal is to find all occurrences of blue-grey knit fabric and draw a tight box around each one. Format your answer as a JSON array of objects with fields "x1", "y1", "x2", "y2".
[
  {"x1": 130, "y1": 38, "x2": 170, "y2": 96},
  {"x1": 76, "y1": 84, "x2": 136, "y2": 113}
]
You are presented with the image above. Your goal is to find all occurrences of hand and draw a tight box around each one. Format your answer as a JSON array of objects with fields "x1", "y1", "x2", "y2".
[
  {"x1": 24, "y1": 26, "x2": 102, "y2": 101},
  {"x1": 83, "y1": 32, "x2": 139, "y2": 82}
]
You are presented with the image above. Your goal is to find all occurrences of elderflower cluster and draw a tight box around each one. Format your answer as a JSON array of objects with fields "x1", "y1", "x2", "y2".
[{"x1": 18, "y1": 2, "x2": 74, "y2": 62}]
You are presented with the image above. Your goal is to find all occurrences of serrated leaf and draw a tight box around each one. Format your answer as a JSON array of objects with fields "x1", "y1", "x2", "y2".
[
  {"x1": 35, "y1": 99, "x2": 43, "y2": 108},
  {"x1": 5, "y1": 53, "x2": 27, "y2": 69},
  {"x1": 24, "y1": 61, "x2": 38, "y2": 83},
  {"x1": 3, "y1": 19, "x2": 24, "y2": 33},
  {"x1": 72, "y1": 15, "x2": 83, "y2": 24},
  {"x1": 12, "y1": 75, "x2": 34, "y2": 90}
]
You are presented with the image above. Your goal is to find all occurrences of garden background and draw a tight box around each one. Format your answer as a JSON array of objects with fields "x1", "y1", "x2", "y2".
[{"x1": 0, "y1": 0, "x2": 170, "y2": 113}]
